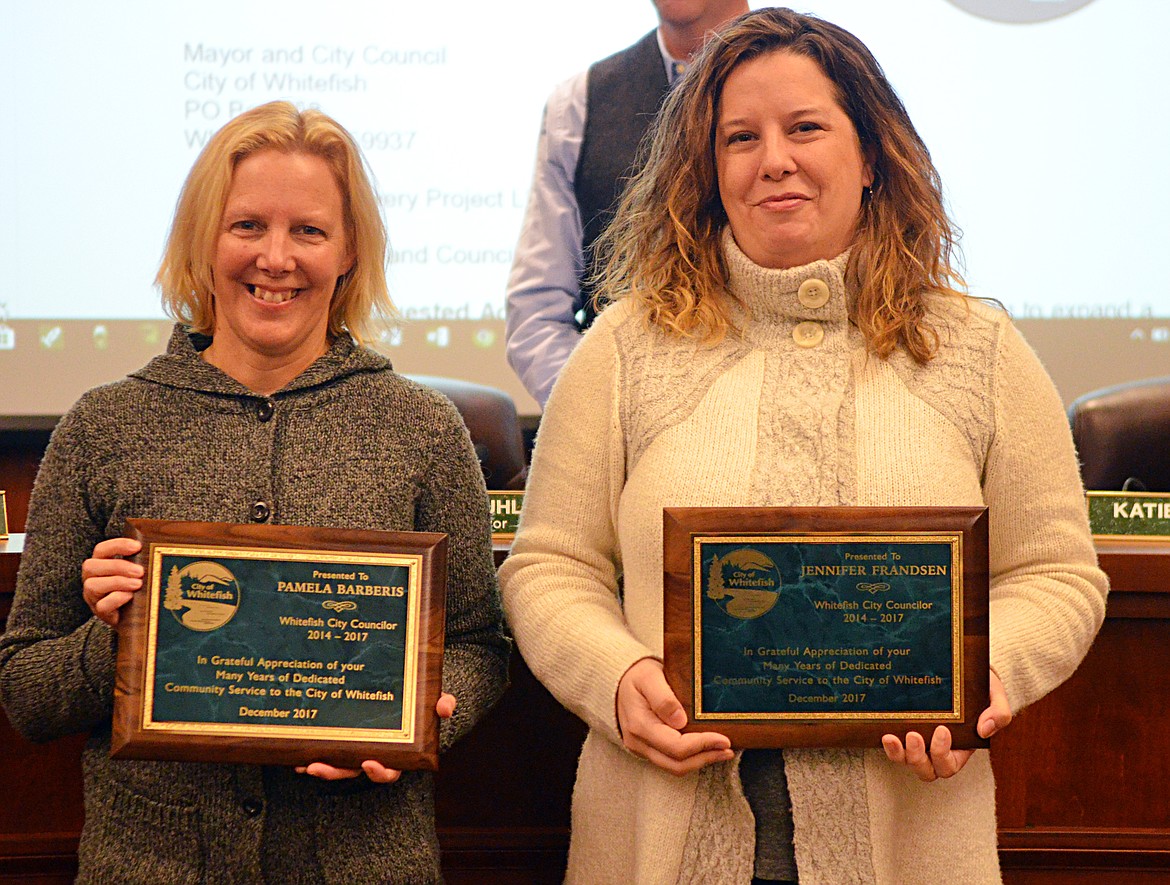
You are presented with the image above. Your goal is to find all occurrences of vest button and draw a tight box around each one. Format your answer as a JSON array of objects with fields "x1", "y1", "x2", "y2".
[
  {"x1": 256, "y1": 400, "x2": 274, "y2": 422},
  {"x1": 251, "y1": 501, "x2": 271, "y2": 523}
]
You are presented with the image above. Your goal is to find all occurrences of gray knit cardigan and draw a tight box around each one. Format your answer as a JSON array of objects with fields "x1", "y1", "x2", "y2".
[{"x1": 0, "y1": 327, "x2": 510, "y2": 884}]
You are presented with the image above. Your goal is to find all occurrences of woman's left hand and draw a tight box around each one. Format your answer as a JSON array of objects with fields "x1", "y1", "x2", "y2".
[
  {"x1": 297, "y1": 693, "x2": 456, "y2": 783},
  {"x1": 881, "y1": 671, "x2": 1011, "y2": 782}
]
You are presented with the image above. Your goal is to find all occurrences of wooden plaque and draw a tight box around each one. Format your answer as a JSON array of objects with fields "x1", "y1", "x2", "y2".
[
  {"x1": 112, "y1": 519, "x2": 446, "y2": 770},
  {"x1": 663, "y1": 506, "x2": 989, "y2": 749}
]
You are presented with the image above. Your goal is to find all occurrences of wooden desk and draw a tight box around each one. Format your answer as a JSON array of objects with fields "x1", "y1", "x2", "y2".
[
  {"x1": 1, "y1": 534, "x2": 88, "y2": 882},
  {"x1": 0, "y1": 535, "x2": 22, "y2": 623},
  {"x1": 2, "y1": 539, "x2": 1169, "y2": 882},
  {"x1": 994, "y1": 540, "x2": 1170, "y2": 882}
]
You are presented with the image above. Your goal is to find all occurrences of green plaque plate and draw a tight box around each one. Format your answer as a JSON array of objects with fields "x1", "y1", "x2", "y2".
[
  {"x1": 663, "y1": 507, "x2": 989, "y2": 749},
  {"x1": 112, "y1": 519, "x2": 446, "y2": 770}
]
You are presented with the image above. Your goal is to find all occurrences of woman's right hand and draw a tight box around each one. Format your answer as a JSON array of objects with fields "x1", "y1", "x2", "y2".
[
  {"x1": 616, "y1": 657, "x2": 734, "y2": 776},
  {"x1": 81, "y1": 537, "x2": 144, "y2": 627}
]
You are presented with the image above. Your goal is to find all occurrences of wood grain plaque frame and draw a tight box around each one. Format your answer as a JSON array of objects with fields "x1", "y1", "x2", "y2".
[
  {"x1": 663, "y1": 506, "x2": 989, "y2": 749},
  {"x1": 112, "y1": 519, "x2": 446, "y2": 770}
]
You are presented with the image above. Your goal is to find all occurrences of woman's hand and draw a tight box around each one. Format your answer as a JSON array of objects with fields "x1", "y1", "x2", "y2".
[
  {"x1": 297, "y1": 693, "x2": 457, "y2": 783},
  {"x1": 616, "y1": 658, "x2": 734, "y2": 777},
  {"x1": 81, "y1": 537, "x2": 144, "y2": 627},
  {"x1": 881, "y1": 670, "x2": 1012, "y2": 782}
]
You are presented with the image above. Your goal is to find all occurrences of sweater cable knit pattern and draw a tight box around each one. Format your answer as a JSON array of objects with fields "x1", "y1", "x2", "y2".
[
  {"x1": 885, "y1": 301, "x2": 1000, "y2": 471},
  {"x1": 679, "y1": 237, "x2": 878, "y2": 880},
  {"x1": 720, "y1": 236, "x2": 857, "y2": 510},
  {"x1": 785, "y1": 749, "x2": 877, "y2": 885},
  {"x1": 614, "y1": 320, "x2": 748, "y2": 476},
  {"x1": 678, "y1": 761, "x2": 756, "y2": 884}
]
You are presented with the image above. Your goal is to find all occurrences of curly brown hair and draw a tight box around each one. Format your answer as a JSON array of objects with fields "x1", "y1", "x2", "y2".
[{"x1": 592, "y1": 7, "x2": 966, "y2": 363}]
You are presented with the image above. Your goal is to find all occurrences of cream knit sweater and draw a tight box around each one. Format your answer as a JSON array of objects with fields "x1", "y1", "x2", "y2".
[{"x1": 499, "y1": 237, "x2": 1107, "y2": 885}]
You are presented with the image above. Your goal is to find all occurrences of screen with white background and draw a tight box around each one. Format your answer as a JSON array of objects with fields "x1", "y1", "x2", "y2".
[{"x1": 1, "y1": 0, "x2": 1166, "y2": 421}]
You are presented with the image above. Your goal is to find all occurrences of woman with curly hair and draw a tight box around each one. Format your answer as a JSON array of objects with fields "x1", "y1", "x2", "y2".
[{"x1": 500, "y1": 8, "x2": 1105, "y2": 884}]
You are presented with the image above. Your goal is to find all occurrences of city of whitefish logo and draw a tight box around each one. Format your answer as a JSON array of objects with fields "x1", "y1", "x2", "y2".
[
  {"x1": 163, "y1": 560, "x2": 241, "y2": 631},
  {"x1": 706, "y1": 548, "x2": 782, "y2": 619}
]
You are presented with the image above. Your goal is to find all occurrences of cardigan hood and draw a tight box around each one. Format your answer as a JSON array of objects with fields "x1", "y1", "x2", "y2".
[{"x1": 129, "y1": 325, "x2": 393, "y2": 399}]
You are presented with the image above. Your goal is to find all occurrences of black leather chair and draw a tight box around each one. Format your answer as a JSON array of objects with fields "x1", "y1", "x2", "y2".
[
  {"x1": 407, "y1": 375, "x2": 528, "y2": 490},
  {"x1": 1068, "y1": 376, "x2": 1170, "y2": 492}
]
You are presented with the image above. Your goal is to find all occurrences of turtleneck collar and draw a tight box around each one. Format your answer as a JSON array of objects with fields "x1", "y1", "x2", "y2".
[{"x1": 721, "y1": 227, "x2": 853, "y2": 328}]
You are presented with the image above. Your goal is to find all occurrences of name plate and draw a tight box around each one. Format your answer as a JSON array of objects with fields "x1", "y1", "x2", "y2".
[
  {"x1": 488, "y1": 491, "x2": 524, "y2": 541},
  {"x1": 663, "y1": 507, "x2": 989, "y2": 749},
  {"x1": 112, "y1": 519, "x2": 446, "y2": 770},
  {"x1": 1087, "y1": 491, "x2": 1170, "y2": 540}
]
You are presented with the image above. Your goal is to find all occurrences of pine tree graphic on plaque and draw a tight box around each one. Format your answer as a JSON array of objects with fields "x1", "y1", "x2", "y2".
[
  {"x1": 163, "y1": 565, "x2": 184, "y2": 611},
  {"x1": 707, "y1": 554, "x2": 727, "y2": 600}
]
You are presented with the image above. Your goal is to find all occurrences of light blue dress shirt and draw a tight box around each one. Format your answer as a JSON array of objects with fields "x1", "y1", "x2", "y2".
[{"x1": 504, "y1": 32, "x2": 680, "y2": 408}]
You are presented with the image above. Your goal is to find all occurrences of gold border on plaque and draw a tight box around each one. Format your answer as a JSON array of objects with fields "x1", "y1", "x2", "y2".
[
  {"x1": 689, "y1": 532, "x2": 965, "y2": 724},
  {"x1": 140, "y1": 544, "x2": 423, "y2": 744}
]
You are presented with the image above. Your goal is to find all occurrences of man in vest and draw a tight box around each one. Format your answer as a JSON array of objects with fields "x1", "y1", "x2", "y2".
[{"x1": 505, "y1": 0, "x2": 749, "y2": 408}]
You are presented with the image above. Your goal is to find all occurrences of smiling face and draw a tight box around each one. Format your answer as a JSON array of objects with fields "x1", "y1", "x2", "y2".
[
  {"x1": 715, "y1": 50, "x2": 873, "y2": 269},
  {"x1": 207, "y1": 149, "x2": 353, "y2": 390}
]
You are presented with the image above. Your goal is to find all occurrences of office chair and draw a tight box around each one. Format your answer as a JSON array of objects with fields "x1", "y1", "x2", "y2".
[
  {"x1": 1068, "y1": 376, "x2": 1170, "y2": 492},
  {"x1": 407, "y1": 375, "x2": 528, "y2": 490}
]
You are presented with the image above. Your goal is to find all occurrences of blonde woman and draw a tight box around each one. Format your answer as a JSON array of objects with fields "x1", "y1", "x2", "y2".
[{"x1": 0, "y1": 102, "x2": 508, "y2": 884}]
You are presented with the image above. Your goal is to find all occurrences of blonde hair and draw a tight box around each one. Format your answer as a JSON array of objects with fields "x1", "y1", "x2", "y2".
[
  {"x1": 156, "y1": 101, "x2": 394, "y2": 344},
  {"x1": 593, "y1": 8, "x2": 966, "y2": 363}
]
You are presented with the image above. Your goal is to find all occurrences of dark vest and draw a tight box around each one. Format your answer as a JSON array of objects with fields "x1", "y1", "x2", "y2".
[{"x1": 573, "y1": 30, "x2": 671, "y2": 329}]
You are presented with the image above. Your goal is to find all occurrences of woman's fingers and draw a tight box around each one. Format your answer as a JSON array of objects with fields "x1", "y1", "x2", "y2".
[
  {"x1": 928, "y1": 725, "x2": 973, "y2": 779},
  {"x1": 978, "y1": 671, "x2": 1013, "y2": 739},
  {"x1": 82, "y1": 539, "x2": 145, "y2": 626},
  {"x1": 295, "y1": 760, "x2": 402, "y2": 783},
  {"x1": 360, "y1": 760, "x2": 403, "y2": 784},
  {"x1": 884, "y1": 671, "x2": 1012, "y2": 781},
  {"x1": 617, "y1": 658, "x2": 732, "y2": 776},
  {"x1": 626, "y1": 726, "x2": 734, "y2": 776},
  {"x1": 883, "y1": 727, "x2": 976, "y2": 782},
  {"x1": 436, "y1": 692, "x2": 457, "y2": 719},
  {"x1": 902, "y1": 729, "x2": 938, "y2": 781}
]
